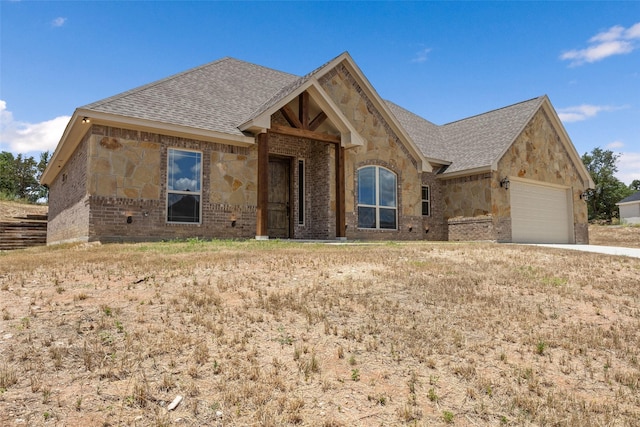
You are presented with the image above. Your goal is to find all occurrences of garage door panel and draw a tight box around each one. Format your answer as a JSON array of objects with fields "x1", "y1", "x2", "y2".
[{"x1": 510, "y1": 180, "x2": 573, "y2": 244}]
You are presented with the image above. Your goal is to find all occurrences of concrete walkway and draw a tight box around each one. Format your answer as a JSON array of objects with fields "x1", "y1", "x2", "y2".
[{"x1": 532, "y1": 244, "x2": 640, "y2": 259}]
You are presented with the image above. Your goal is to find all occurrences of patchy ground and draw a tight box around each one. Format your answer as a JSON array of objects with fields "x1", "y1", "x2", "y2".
[
  {"x1": 589, "y1": 224, "x2": 640, "y2": 248},
  {"x1": 0, "y1": 201, "x2": 47, "y2": 222},
  {"x1": 1, "y1": 239, "x2": 638, "y2": 426}
]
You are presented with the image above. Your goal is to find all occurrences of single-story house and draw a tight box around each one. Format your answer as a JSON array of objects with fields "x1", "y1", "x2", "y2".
[
  {"x1": 617, "y1": 191, "x2": 640, "y2": 224},
  {"x1": 41, "y1": 52, "x2": 594, "y2": 245}
]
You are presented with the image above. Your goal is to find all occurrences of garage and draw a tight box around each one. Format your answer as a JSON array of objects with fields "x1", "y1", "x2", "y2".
[{"x1": 510, "y1": 179, "x2": 574, "y2": 244}]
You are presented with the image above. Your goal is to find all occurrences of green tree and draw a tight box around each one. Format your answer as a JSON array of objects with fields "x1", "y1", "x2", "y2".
[
  {"x1": 0, "y1": 151, "x2": 18, "y2": 198},
  {"x1": 630, "y1": 179, "x2": 640, "y2": 192},
  {"x1": 581, "y1": 148, "x2": 633, "y2": 221},
  {"x1": 0, "y1": 150, "x2": 49, "y2": 203}
]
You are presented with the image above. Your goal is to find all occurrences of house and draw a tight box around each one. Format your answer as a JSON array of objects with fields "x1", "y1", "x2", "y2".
[
  {"x1": 41, "y1": 52, "x2": 594, "y2": 245},
  {"x1": 617, "y1": 191, "x2": 640, "y2": 224}
]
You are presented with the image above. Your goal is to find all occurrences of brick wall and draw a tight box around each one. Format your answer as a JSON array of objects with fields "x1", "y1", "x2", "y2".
[
  {"x1": 267, "y1": 130, "x2": 334, "y2": 239},
  {"x1": 422, "y1": 172, "x2": 447, "y2": 241},
  {"x1": 448, "y1": 216, "x2": 495, "y2": 241},
  {"x1": 47, "y1": 133, "x2": 91, "y2": 244}
]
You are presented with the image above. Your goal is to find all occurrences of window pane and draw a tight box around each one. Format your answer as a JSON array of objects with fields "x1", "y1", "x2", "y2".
[
  {"x1": 379, "y1": 208, "x2": 397, "y2": 229},
  {"x1": 168, "y1": 193, "x2": 200, "y2": 223},
  {"x1": 422, "y1": 201, "x2": 429, "y2": 216},
  {"x1": 378, "y1": 168, "x2": 396, "y2": 207},
  {"x1": 358, "y1": 207, "x2": 376, "y2": 229},
  {"x1": 168, "y1": 150, "x2": 201, "y2": 192},
  {"x1": 358, "y1": 167, "x2": 376, "y2": 206},
  {"x1": 422, "y1": 186, "x2": 428, "y2": 200}
]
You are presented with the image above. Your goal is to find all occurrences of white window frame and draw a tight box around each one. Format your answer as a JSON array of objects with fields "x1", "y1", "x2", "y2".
[
  {"x1": 422, "y1": 185, "x2": 430, "y2": 216},
  {"x1": 357, "y1": 165, "x2": 398, "y2": 230},
  {"x1": 166, "y1": 148, "x2": 202, "y2": 224}
]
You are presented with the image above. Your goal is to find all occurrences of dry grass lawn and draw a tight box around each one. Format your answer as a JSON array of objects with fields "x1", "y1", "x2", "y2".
[
  {"x1": 589, "y1": 224, "x2": 640, "y2": 249},
  {"x1": 1, "y1": 237, "x2": 639, "y2": 426},
  {"x1": 0, "y1": 201, "x2": 48, "y2": 222}
]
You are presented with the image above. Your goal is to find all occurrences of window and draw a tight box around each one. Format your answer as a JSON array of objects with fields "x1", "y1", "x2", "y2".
[
  {"x1": 421, "y1": 185, "x2": 430, "y2": 216},
  {"x1": 357, "y1": 166, "x2": 397, "y2": 229},
  {"x1": 167, "y1": 149, "x2": 202, "y2": 223},
  {"x1": 298, "y1": 160, "x2": 305, "y2": 225}
]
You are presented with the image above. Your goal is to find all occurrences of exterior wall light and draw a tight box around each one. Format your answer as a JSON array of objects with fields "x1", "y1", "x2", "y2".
[
  {"x1": 82, "y1": 117, "x2": 91, "y2": 124},
  {"x1": 580, "y1": 190, "x2": 590, "y2": 201},
  {"x1": 500, "y1": 177, "x2": 510, "y2": 190}
]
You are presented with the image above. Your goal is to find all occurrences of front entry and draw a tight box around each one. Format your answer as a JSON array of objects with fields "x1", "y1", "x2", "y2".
[{"x1": 268, "y1": 157, "x2": 291, "y2": 238}]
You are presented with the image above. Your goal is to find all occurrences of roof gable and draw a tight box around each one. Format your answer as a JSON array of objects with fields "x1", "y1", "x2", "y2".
[{"x1": 439, "y1": 97, "x2": 544, "y2": 174}]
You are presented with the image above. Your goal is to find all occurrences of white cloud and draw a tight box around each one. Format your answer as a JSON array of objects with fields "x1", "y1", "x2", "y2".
[
  {"x1": 0, "y1": 100, "x2": 69, "y2": 155},
  {"x1": 557, "y1": 104, "x2": 618, "y2": 123},
  {"x1": 411, "y1": 48, "x2": 432, "y2": 64},
  {"x1": 617, "y1": 152, "x2": 640, "y2": 185},
  {"x1": 560, "y1": 22, "x2": 640, "y2": 66},
  {"x1": 606, "y1": 141, "x2": 625, "y2": 149},
  {"x1": 51, "y1": 17, "x2": 67, "y2": 28}
]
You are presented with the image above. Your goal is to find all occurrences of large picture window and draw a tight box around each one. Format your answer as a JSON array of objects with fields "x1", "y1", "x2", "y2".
[
  {"x1": 167, "y1": 149, "x2": 202, "y2": 223},
  {"x1": 357, "y1": 166, "x2": 397, "y2": 229}
]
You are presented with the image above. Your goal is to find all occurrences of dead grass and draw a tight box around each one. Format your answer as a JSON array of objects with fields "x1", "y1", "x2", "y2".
[
  {"x1": 1, "y1": 239, "x2": 639, "y2": 426},
  {"x1": 589, "y1": 224, "x2": 640, "y2": 248},
  {"x1": 0, "y1": 200, "x2": 47, "y2": 222}
]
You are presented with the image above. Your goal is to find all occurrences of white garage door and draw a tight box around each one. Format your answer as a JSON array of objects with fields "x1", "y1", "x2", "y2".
[{"x1": 510, "y1": 180, "x2": 573, "y2": 244}]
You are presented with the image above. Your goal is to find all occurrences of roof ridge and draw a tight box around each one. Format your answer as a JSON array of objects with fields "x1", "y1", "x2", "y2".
[
  {"x1": 442, "y1": 96, "x2": 545, "y2": 126},
  {"x1": 83, "y1": 57, "x2": 298, "y2": 111}
]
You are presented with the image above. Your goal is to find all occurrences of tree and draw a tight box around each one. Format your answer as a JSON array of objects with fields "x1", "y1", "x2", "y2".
[
  {"x1": 581, "y1": 148, "x2": 633, "y2": 221},
  {"x1": 630, "y1": 179, "x2": 640, "y2": 192},
  {"x1": 0, "y1": 150, "x2": 49, "y2": 203}
]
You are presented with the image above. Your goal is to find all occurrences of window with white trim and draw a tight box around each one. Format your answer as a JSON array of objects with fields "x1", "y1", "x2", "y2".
[
  {"x1": 357, "y1": 166, "x2": 397, "y2": 229},
  {"x1": 167, "y1": 149, "x2": 202, "y2": 223},
  {"x1": 421, "y1": 185, "x2": 430, "y2": 216}
]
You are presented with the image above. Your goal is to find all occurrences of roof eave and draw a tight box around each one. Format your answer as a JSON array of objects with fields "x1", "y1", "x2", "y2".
[
  {"x1": 238, "y1": 77, "x2": 365, "y2": 149},
  {"x1": 41, "y1": 109, "x2": 256, "y2": 185},
  {"x1": 437, "y1": 166, "x2": 492, "y2": 180}
]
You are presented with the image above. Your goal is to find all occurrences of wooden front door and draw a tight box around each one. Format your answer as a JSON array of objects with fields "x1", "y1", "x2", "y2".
[{"x1": 268, "y1": 157, "x2": 291, "y2": 238}]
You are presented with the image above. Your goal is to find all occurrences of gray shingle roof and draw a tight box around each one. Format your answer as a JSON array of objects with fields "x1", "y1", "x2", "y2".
[
  {"x1": 384, "y1": 101, "x2": 447, "y2": 162},
  {"x1": 82, "y1": 55, "x2": 545, "y2": 176},
  {"x1": 82, "y1": 57, "x2": 298, "y2": 137},
  {"x1": 388, "y1": 97, "x2": 545, "y2": 174},
  {"x1": 619, "y1": 191, "x2": 640, "y2": 204},
  {"x1": 438, "y1": 97, "x2": 545, "y2": 174}
]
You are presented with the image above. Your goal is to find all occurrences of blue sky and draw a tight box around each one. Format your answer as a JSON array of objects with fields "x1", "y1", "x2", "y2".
[{"x1": 1, "y1": 1, "x2": 639, "y2": 184}]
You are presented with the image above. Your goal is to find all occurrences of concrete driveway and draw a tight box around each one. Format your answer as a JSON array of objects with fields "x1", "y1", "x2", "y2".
[{"x1": 532, "y1": 244, "x2": 640, "y2": 259}]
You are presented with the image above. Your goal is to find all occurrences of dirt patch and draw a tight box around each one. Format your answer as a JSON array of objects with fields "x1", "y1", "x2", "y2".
[
  {"x1": 1, "y1": 240, "x2": 638, "y2": 426},
  {"x1": 589, "y1": 224, "x2": 640, "y2": 248}
]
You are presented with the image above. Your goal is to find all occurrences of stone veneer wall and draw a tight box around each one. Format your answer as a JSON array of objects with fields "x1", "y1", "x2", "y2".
[
  {"x1": 319, "y1": 64, "x2": 423, "y2": 240},
  {"x1": 85, "y1": 125, "x2": 258, "y2": 242},
  {"x1": 47, "y1": 131, "x2": 91, "y2": 244},
  {"x1": 495, "y1": 108, "x2": 590, "y2": 244},
  {"x1": 442, "y1": 173, "x2": 492, "y2": 220}
]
